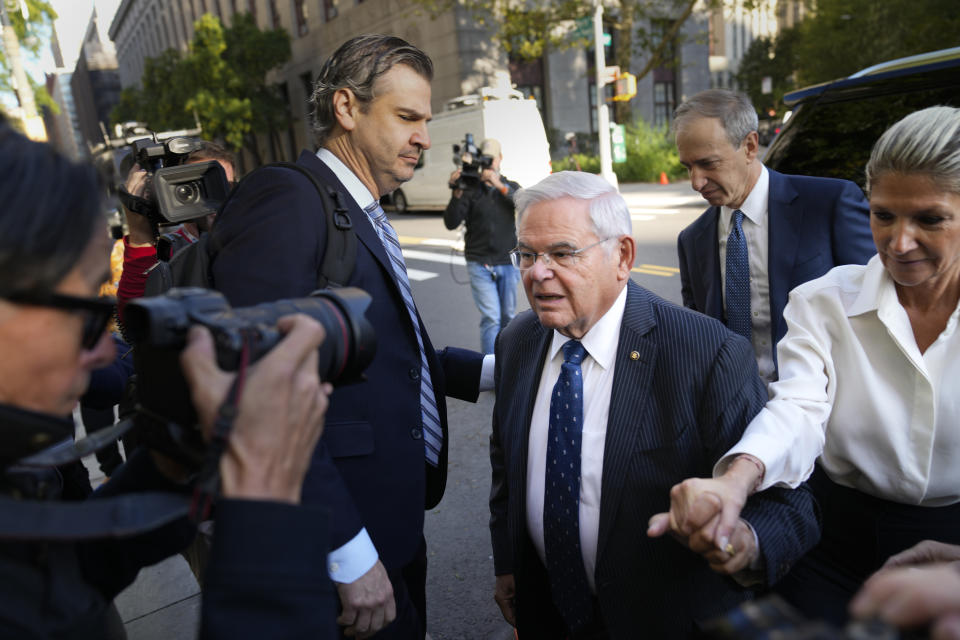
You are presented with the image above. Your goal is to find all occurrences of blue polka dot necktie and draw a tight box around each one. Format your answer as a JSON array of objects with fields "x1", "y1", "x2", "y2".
[
  {"x1": 365, "y1": 201, "x2": 443, "y2": 466},
  {"x1": 543, "y1": 339, "x2": 593, "y2": 633},
  {"x1": 725, "y1": 209, "x2": 752, "y2": 341}
]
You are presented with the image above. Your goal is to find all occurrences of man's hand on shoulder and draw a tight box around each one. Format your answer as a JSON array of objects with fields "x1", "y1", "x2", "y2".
[{"x1": 336, "y1": 560, "x2": 396, "y2": 638}]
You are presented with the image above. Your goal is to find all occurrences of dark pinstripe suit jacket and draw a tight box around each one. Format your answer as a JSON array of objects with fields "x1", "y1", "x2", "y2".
[{"x1": 489, "y1": 281, "x2": 820, "y2": 639}]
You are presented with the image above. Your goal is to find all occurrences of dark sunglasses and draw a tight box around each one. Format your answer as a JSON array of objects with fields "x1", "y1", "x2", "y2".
[{"x1": 5, "y1": 291, "x2": 116, "y2": 350}]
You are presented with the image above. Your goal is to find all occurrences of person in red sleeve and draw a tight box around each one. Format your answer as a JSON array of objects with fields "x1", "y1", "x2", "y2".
[{"x1": 117, "y1": 142, "x2": 235, "y2": 319}]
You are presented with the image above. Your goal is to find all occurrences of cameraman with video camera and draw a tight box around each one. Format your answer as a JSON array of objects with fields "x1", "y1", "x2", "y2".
[
  {"x1": 444, "y1": 137, "x2": 521, "y2": 354},
  {"x1": 117, "y1": 139, "x2": 235, "y2": 317},
  {"x1": 0, "y1": 120, "x2": 335, "y2": 637}
]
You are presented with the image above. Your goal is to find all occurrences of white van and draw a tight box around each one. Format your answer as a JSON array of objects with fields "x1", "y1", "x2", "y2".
[{"x1": 385, "y1": 86, "x2": 552, "y2": 212}]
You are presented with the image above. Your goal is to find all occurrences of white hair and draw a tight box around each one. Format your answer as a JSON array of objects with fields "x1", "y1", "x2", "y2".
[{"x1": 514, "y1": 171, "x2": 632, "y2": 245}]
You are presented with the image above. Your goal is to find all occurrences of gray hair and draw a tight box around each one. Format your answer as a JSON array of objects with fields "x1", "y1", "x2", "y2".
[
  {"x1": 866, "y1": 106, "x2": 960, "y2": 195},
  {"x1": 673, "y1": 89, "x2": 758, "y2": 148},
  {"x1": 309, "y1": 34, "x2": 433, "y2": 146},
  {"x1": 514, "y1": 171, "x2": 632, "y2": 247}
]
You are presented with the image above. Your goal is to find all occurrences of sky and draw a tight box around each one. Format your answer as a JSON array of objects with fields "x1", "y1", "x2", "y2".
[{"x1": 44, "y1": 0, "x2": 122, "y2": 72}]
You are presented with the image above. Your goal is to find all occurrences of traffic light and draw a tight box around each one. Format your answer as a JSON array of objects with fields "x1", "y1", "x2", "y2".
[{"x1": 613, "y1": 72, "x2": 637, "y2": 102}]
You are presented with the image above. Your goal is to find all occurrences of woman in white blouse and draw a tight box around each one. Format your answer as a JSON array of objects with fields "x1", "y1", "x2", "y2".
[{"x1": 660, "y1": 106, "x2": 960, "y2": 624}]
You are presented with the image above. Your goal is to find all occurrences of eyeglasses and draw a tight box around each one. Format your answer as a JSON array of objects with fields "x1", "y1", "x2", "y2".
[
  {"x1": 4, "y1": 291, "x2": 116, "y2": 350},
  {"x1": 510, "y1": 238, "x2": 614, "y2": 271}
]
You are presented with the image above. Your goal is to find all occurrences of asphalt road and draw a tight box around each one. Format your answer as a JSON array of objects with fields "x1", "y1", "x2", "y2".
[{"x1": 394, "y1": 182, "x2": 706, "y2": 639}]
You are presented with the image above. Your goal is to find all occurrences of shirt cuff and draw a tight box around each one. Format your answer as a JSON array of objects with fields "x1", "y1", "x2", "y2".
[
  {"x1": 731, "y1": 520, "x2": 765, "y2": 588},
  {"x1": 713, "y1": 430, "x2": 809, "y2": 492},
  {"x1": 479, "y1": 354, "x2": 495, "y2": 392},
  {"x1": 327, "y1": 528, "x2": 378, "y2": 583}
]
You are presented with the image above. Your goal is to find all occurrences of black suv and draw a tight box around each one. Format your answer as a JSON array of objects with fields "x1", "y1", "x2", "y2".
[{"x1": 764, "y1": 47, "x2": 960, "y2": 189}]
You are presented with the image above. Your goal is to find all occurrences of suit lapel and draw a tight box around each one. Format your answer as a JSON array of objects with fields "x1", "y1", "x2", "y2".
[
  {"x1": 512, "y1": 320, "x2": 552, "y2": 524},
  {"x1": 694, "y1": 208, "x2": 723, "y2": 318},
  {"x1": 596, "y1": 282, "x2": 658, "y2": 562},
  {"x1": 766, "y1": 170, "x2": 801, "y2": 350}
]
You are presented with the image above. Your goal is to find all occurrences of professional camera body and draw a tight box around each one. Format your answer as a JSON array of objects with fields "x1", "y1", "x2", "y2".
[
  {"x1": 451, "y1": 133, "x2": 494, "y2": 190},
  {"x1": 121, "y1": 136, "x2": 231, "y2": 225},
  {"x1": 123, "y1": 287, "x2": 377, "y2": 467}
]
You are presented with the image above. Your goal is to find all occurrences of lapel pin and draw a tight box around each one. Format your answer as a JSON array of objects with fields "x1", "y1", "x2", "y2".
[{"x1": 629, "y1": 350, "x2": 640, "y2": 361}]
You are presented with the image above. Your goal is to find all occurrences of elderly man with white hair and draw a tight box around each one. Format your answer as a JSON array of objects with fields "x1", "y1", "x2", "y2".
[{"x1": 487, "y1": 171, "x2": 820, "y2": 639}]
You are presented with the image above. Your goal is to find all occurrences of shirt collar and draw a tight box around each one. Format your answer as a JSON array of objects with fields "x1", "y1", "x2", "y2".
[
  {"x1": 546, "y1": 285, "x2": 628, "y2": 370},
  {"x1": 316, "y1": 148, "x2": 377, "y2": 210},
  {"x1": 847, "y1": 255, "x2": 890, "y2": 317},
  {"x1": 722, "y1": 164, "x2": 769, "y2": 227}
]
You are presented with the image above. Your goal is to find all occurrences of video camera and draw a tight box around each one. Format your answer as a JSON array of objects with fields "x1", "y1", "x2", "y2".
[
  {"x1": 703, "y1": 595, "x2": 903, "y2": 640},
  {"x1": 451, "y1": 133, "x2": 494, "y2": 190},
  {"x1": 120, "y1": 136, "x2": 231, "y2": 226},
  {"x1": 123, "y1": 287, "x2": 377, "y2": 468}
]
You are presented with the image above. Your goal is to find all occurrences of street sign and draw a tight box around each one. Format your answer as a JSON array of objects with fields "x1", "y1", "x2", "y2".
[
  {"x1": 611, "y1": 124, "x2": 627, "y2": 164},
  {"x1": 573, "y1": 17, "x2": 592, "y2": 40}
]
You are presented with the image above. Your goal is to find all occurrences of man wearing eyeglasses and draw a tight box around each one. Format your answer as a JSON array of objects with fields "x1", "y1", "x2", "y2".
[{"x1": 488, "y1": 171, "x2": 820, "y2": 639}]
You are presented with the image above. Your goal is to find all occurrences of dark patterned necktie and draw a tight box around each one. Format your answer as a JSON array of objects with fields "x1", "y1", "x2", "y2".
[
  {"x1": 543, "y1": 339, "x2": 593, "y2": 632},
  {"x1": 725, "y1": 209, "x2": 752, "y2": 341},
  {"x1": 365, "y1": 201, "x2": 443, "y2": 466}
]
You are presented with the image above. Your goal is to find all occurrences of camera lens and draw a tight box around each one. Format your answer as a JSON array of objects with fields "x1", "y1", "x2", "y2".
[{"x1": 174, "y1": 182, "x2": 200, "y2": 205}]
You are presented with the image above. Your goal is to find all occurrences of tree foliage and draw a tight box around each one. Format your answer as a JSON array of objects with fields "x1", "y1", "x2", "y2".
[
  {"x1": 793, "y1": 0, "x2": 960, "y2": 86},
  {"x1": 1, "y1": 0, "x2": 57, "y2": 118},
  {"x1": 734, "y1": 27, "x2": 799, "y2": 116},
  {"x1": 111, "y1": 12, "x2": 290, "y2": 157}
]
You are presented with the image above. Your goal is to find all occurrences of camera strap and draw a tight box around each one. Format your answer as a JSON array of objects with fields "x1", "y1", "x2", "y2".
[
  {"x1": 117, "y1": 185, "x2": 156, "y2": 219},
  {"x1": 190, "y1": 336, "x2": 251, "y2": 523}
]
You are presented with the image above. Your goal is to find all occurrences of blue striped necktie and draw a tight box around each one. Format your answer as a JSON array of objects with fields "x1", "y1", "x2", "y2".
[
  {"x1": 365, "y1": 201, "x2": 443, "y2": 466},
  {"x1": 544, "y1": 339, "x2": 594, "y2": 633},
  {"x1": 725, "y1": 209, "x2": 752, "y2": 341}
]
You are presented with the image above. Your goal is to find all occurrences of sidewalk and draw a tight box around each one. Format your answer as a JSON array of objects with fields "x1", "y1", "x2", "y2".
[{"x1": 78, "y1": 418, "x2": 202, "y2": 640}]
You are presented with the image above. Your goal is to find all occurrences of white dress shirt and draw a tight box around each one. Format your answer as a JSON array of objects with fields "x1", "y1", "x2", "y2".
[
  {"x1": 718, "y1": 166, "x2": 775, "y2": 384},
  {"x1": 316, "y1": 148, "x2": 496, "y2": 582},
  {"x1": 526, "y1": 286, "x2": 627, "y2": 593},
  {"x1": 717, "y1": 256, "x2": 960, "y2": 506}
]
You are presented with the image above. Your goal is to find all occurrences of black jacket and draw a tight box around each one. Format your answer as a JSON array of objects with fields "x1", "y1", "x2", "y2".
[
  {"x1": 443, "y1": 178, "x2": 519, "y2": 265},
  {"x1": 0, "y1": 404, "x2": 335, "y2": 639}
]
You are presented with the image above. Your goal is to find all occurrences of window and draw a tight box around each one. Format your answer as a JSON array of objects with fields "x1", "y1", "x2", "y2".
[
  {"x1": 269, "y1": 0, "x2": 281, "y2": 28},
  {"x1": 248, "y1": 0, "x2": 258, "y2": 22},
  {"x1": 293, "y1": 0, "x2": 308, "y2": 35},
  {"x1": 651, "y1": 19, "x2": 678, "y2": 128},
  {"x1": 323, "y1": 0, "x2": 337, "y2": 22},
  {"x1": 300, "y1": 70, "x2": 313, "y2": 100}
]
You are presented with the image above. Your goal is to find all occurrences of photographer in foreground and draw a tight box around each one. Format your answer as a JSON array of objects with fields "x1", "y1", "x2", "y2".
[
  {"x1": 0, "y1": 120, "x2": 334, "y2": 637},
  {"x1": 444, "y1": 137, "x2": 521, "y2": 354}
]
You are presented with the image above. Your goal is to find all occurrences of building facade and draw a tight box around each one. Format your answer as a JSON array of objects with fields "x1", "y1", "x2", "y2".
[
  {"x1": 70, "y1": 9, "x2": 122, "y2": 155},
  {"x1": 108, "y1": 0, "x2": 711, "y2": 166}
]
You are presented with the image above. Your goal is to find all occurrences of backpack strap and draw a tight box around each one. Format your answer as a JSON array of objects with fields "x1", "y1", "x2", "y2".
[{"x1": 268, "y1": 161, "x2": 357, "y2": 289}]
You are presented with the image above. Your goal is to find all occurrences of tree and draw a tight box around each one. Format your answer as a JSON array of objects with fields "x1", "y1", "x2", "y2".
[
  {"x1": 111, "y1": 12, "x2": 290, "y2": 163},
  {"x1": 412, "y1": 0, "x2": 756, "y2": 123},
  {"x1": 1, "y1": 0, "x2": 57, "y2": 122},
  {"x1": 735, "y1": 27, "x2": 799, "y2": 116},
  {"x1": 794, "y1": 0, "x2": 960, "y2": 86}
]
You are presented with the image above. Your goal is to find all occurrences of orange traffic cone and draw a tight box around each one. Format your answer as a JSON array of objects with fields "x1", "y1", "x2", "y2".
[{"x1": 659, "y1": 171, "x2": 669, "y2": 185}]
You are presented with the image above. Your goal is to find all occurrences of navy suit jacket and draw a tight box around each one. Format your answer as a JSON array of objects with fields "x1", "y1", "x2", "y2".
[
  {"x1": 489, "y1": 282, "x2": 821, "y2": 639},
  {"x1": 677, "y1": 169, "x2": 874, "y2": 370},
  {"x1": 209, "y1": 150, "x2": 483, "y2": 573}
]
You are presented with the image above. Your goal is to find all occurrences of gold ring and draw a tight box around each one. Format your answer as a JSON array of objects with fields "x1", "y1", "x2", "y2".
[{"x1": 724, "y1": 542, "x2": 736, "y2": 555}]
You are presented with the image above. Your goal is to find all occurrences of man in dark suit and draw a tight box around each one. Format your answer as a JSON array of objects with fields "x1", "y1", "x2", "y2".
[
  {"x1": 675, "y1": 89, "x2": 874, "y2": 383},
  {"x1": 489, "y1": 171, "x2": 820, "y2": 639},
  {"x1": 209, "y1": 35, "x2": 485, "y2": 638}
]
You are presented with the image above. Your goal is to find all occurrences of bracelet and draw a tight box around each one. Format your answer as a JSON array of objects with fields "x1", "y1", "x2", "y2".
[{"x1": 735, "y1": 454, "x2": 765, "y2": 494}]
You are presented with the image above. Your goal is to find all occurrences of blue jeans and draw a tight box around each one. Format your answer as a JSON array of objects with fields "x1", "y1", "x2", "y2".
[{"x1": 466, "y1": 261, "x2": 521, "y2": 354}]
